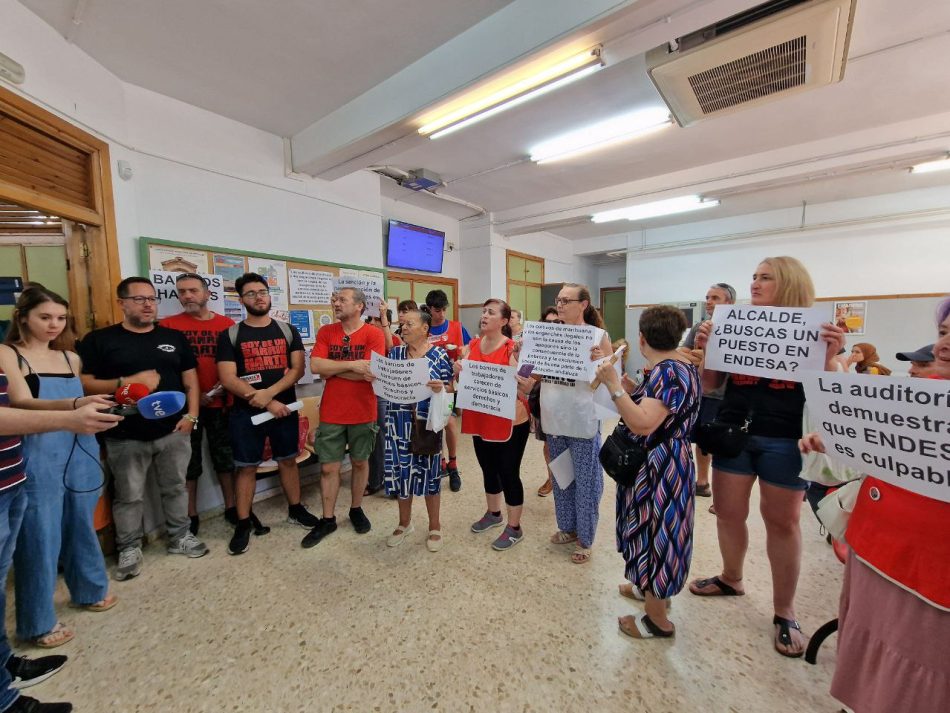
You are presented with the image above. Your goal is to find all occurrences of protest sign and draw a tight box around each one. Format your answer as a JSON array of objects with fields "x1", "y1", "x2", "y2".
[
  {"x1": 332, "y1": 275, "x2": 384, "y2": 318},
  {"x1": 518, "y1": 321, "x2": 604, "y2": 381},
  {"x1": 149, "y1": 270, "x2": 225, "y2": 319},
  {"x1": 455, "y1": 360, "x2": 518, "y2": 419},
  {"x1": 370, "y1": 352, "x2": 432, "y2": 404},
  {"x1": 801, "y1": 372, "x2": 950, "y2": 503},
  {"x1": 705, "y1": 304, "x2": 829, "y2": 381}
]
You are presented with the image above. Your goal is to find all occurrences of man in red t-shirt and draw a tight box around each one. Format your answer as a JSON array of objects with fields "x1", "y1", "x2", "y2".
[
  {"x1": 304, "y1": 287, "x2": 385, "y2": 547},
  {"x1": 160, "y1": 272, "x2": 245, "y2": 536}
]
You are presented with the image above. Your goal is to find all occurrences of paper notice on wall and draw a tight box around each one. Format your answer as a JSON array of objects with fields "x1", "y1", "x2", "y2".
[
  {"x1": 332, "y1": 274, "x2": 384, "y2": 318},
  {"x1": 246, "y1": 258, "x2": 288, "y2": 310},
  {"x1": 149, "y1": 270, "x2": 225, "y2": 319},
  {"x1": 801, "y1": 372, "x2": 950, "y2": 503},
  {"x1": 289, "y1": 309, "x2": 314, "y2": 340},
  {"x1": 455, "y1": 360, "x2": 518, "y2": 419},
  {"x1": 289, "y1": 269, "x2": 333, "y2": 305},
  {"x1": 548, "y1": 449, "x2": 575, "y2": 490},
  {"x1": 518, "y1": 321, "x2": 604, "y2": 381},
  {"x1": 370, "y1": 352, "x2": 432, "y2": 404},
  {"x1": 704, "y1": 304, "x2": 829, "y2": 382}
]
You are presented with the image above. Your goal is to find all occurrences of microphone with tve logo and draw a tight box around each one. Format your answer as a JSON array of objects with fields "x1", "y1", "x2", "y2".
[{"x1": 108, "y1": 384, "x2": 186, "y2": 420}]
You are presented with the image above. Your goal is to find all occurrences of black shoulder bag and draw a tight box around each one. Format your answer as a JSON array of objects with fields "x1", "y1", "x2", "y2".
[
  {"x1": 599, "y1": 400, "x2": 698, "y2": 489},
  {"x1": 409, "y1": 404, "x2": 442, "y2": 456}
]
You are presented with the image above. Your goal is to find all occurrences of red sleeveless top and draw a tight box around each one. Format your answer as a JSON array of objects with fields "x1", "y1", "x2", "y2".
[{"x1": 460, "y1": 337, "x2": 518, "y2": 442}]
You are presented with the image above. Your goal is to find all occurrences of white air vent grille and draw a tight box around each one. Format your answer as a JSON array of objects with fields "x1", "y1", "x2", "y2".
[{"x1": 689, "y1": 36, "x2": 806, "y2": 115}]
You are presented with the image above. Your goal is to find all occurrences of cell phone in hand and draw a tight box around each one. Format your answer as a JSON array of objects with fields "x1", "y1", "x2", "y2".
[{"x1": 517, "y1": 363, "x2": 535, "y2": 378}]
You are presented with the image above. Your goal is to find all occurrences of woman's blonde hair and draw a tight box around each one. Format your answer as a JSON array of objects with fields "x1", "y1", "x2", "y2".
[{"x1": 761, "y1": 256, "x2": 815, "y2": 308}]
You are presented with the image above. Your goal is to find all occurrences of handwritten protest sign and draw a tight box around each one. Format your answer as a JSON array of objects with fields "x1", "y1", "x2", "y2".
[
  {"x1": 370, "y1": 352, "x2": 432, "y2": 404},
  {"x1": 149, "y1": 270, "x2": 225, "y2": 319},
  {"x1": 518, "y1": 321, "x2": 604, "y2": 381},
  {"x1": 801, "y1": 372, "x2": 950, "y2": 503},
  {"x1": 456, "y1": 360, "x2": 518, "y2": 419},
  {"x1": 332, "y1": 275, "x2": 384, "y2": 318},
  {"x1": 705, "y1": 304, "x2": 829, "y2": 381}
]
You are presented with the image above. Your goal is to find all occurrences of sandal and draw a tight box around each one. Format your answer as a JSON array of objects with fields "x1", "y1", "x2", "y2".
[
  {"x1": 688, "y1": 576, "x2": 745, "y2": 597},
  {"x1": 32, "y1": 622, "x2": 74, "y2": 648},
  {"x1": 386, "y1": 523, "x2": 414, "y2": 547},
  {"x1": 773, "y1": 615, "x2": 806, "y2": 658},
  {"x1": 72, "y1": 593, "x2": 118, "y2": 612},
  {"x1": 618, "y1": 614, "x2": 675, "y2": 639},
  {"x1": 618, "y1": 583, "x2": 672, "y2": 609},
  {"x1": 570, "y1": 546, "x2": 591, "y2": 564},
  {"x1": 549, "y1": 530, "x2": 577, "y2": 545},
  {"x1": 426, "y1": 530, "x2": 444, "y2": 553}
]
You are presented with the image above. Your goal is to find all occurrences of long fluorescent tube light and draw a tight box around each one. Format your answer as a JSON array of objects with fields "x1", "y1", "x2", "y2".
[
  {"x1": 419, "y1": 48, "x2": 603, "y2": 140},
  {"x1": 591, "y1": 195, "x2": 719, "y2": 224},
  {"x1": 910, "y1": 157, "x2": 950, "y2": 174},
  {"x1": 530, "y1": 107, "x2": 672, "y2": 164}
]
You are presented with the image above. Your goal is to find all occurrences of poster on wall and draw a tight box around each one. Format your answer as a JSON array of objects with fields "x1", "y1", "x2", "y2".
[
  {"x1": 223, "y1": 293, "x2": 245, "y2": 322},
  {"x1": 289, "y1": 309, "x2": 314, "y2": 340},
  {"x1": 147, "y1": 245, "x2": 210, "y2": 273},
  {"x1": 312, "y1": 308, "x2": 334, "y2": 332},
  {"x1": 148, "y1": 270, "x2": 225, "y2": 319},
  {"x1": 288, "y1": 269, "x2": 333, "y2": 304},
  {"x1": 834, "y1": 301, "x2": 868, "y2": 335},
  {"x1": 246, "y1": 257, "x2": 288, "y2": 310},
  {"x1": 212, "y1": 253, "x2": 246, "y2": 291}
]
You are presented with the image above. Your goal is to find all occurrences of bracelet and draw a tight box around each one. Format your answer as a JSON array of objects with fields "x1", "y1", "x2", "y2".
[
  {"x1": 72, "y1": 397, "x2": 80, "y2": 410},
  {"x1": 182, "y1": 414, "x2": 198, "y2": 424}
]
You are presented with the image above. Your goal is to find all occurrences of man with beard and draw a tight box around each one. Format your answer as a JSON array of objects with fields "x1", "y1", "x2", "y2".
[
  {"x1": 216, "y1": 273, "x2": 319, "y2": 555},
  {"x1": 303, "y1": 287, "x2": 385, "y2": 547},
  {"x1": 79, "y1": 277, "x2": 208, "y2": 582},
  {"x1": 160, "y1": 273, "x2": 265, "y2": 536}
]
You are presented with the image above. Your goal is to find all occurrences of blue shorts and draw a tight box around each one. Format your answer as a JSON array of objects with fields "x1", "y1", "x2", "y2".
[
  {"x1": 712, "y1": 435, "x2": 805, "y2": 491},
  {"x1": 229, "y1": 409, "x2": 300, "y2": 467}
]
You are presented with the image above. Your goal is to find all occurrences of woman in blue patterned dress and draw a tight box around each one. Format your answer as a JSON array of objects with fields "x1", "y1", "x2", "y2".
[
  {"x1": 383, "y1": 308, "x2": 454, "y2": 552},
  {"x1": 595, "y1": 305, "x2": 700, "y2": 640}
]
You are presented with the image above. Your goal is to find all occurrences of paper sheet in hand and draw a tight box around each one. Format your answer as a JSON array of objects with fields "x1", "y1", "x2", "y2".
[
  {"x1": 705, "y1": 304, "x2": 829, "y2": 382},
  {"x1": 332, "y1": 275, "x2": 384, "y2": 317},
  {"x1": 518, "y1": 321, "x2": 604, "y2": 381},
  {"x1": 455, "y1": 360, "x2": 517, "y2": 419},
  {"x1": 548, "y1": 449, "x2": 575, "y2": 490},
  {"x1": 370, "y1": 352, "x2": 431, "y2": 404}
]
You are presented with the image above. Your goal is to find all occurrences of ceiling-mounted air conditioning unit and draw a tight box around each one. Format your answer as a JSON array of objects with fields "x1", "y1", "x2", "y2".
[{"x1": 647, "y1": 0, "x2": 855, "y2": 127}]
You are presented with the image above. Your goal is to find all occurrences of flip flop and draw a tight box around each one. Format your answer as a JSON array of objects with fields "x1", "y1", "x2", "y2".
[
  {"x1": 618, "y1": 614, "x2": 675, "y2": 639},
  {"x1": 688, "y1": 576, "x2": 745, "y2": 597},
  {"x1": 72, "y1": 593, "x2": 118, "y2": 612},
  {"x1": 32, "y1": 622, "x2": 74, "y2": 648},
  {"x1": 773, "y1": 615, "x2": 806, "y2": 658}
]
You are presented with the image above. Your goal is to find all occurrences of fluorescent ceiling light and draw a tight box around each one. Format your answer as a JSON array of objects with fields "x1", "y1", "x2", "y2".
[
  {"x1": 530, "y1": 107, "x2": 672, "y2": 164},
  {"x1": 418, "y1": 48, "x2": 603, "y2": 139},
  {"x1": 591, "y1": 195, "x2": 719, "y2": 224},
  {"x1": 910, "y1": 157, "x2": 950, "y2": 174}
]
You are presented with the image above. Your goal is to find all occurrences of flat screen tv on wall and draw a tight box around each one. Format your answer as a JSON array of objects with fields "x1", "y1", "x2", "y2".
[{"x1": 385, "y1": 220, "x2": 445, "y2": 273}]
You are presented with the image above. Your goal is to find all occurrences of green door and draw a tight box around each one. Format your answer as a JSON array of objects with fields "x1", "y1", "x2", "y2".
[
  {"x1": 386, "y1": 278, "x2": 412, "y2": 306},
  {"x1": 602, "y1": 288, "x2": 625, "y2": 342}
]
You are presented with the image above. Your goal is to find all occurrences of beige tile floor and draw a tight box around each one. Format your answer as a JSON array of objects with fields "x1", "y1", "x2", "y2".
[{"x1": 12, "y1": 431, "x2": 844, "y2": 712}]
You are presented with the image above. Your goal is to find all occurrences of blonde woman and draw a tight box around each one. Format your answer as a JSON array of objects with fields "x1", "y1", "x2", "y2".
[{"x1": 687, "y1": 257, "x2": 845, "y2": 657}]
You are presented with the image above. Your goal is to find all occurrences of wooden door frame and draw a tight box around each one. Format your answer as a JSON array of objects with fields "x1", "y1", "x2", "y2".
[
  {"x1": 0, "y1": 85, "x2": 123, "y2": 332},
  {"x1": 386, "y1": 270, "x2": 460, "y2": 321},
  {"x1": 600, "y1": 286, "x2": 624, "y2": 308},
  {"x1": 505, "y1": 248, "x2": 544, "y2": 306}
]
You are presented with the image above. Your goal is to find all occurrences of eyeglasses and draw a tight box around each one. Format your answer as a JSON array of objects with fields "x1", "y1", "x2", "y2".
[
  {"x1": 341, "y1": 334, "x2": 351, "y2": 359},
  {"x1": 241, "y1": 289, "x2": 270, "y2": 299},
  {"x1": 544, "y1": 318, "x2": 564, "y2": 324},
  {"x1": 121, "y1": 296, "x2": 158, "y2": 305},
  {"x1": 554, "y1": 298, "x2": 581, "y2": 306}
]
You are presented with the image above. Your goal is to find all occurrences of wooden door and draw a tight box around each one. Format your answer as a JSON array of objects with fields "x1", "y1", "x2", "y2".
[{"x1": 601, "y1": 287, "x2": 626, "y2": 342}]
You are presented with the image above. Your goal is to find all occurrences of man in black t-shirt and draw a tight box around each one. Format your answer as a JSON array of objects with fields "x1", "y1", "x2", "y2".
[
  {"x1": 216, "y1": 272, "x2": 320, "y2": 555},
  {"x1": 79, "y1": 277, "x2": 209, "y2": 583}
]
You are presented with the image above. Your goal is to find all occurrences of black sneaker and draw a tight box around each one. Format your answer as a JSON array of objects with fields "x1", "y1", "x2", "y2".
[
  {"x1": 287, "y1": 503, "x2": 320, "y2": 529},
  {"x1": 223, "y1": 507, "x2": 238, "y2": 526},
  {"x1": 6, "y1": 655, "x2": 67, "y2": 689},
  {"x1": 349, "y1": 507, "x2": 371, "y2": 534},
  {"x1": 448, "y1": 468, "x2": 462, "y2": 492},
  {"x1": 189, "y1": 515, "x2": 200, "y2": 536},
  {"x1": 227, "y1": 522, "x2": 252, "y2": 556},
  {"x1": 249, "y1": 511, "x2": 271, "y2": 536},
  {"x1": 301, "y1": 518, "x2": 337, "y2": 548},
  {"x1": 7, "y1": 695, "x2": 72, "y2": 712}
]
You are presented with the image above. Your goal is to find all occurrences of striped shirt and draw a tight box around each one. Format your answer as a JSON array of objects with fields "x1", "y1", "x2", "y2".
[{"x1": 0, "y1": 371, "x2": 26, "y2": 491}]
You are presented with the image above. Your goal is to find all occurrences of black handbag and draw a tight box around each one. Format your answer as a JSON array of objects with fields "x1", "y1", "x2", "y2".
[
  {"x1": 409, "y1": 405, "x2": 442, "y2": 456},
  {"x1": 600, "y1": 401, "x2": 698, "y2": 488},
  {"x1": 694, "y1": 415, "x2": 752, "y2": 458}
]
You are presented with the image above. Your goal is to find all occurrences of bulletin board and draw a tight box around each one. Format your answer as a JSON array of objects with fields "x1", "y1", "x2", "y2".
[{"x1": 138, "y1": 237, "x2": 386, "y2": 343}]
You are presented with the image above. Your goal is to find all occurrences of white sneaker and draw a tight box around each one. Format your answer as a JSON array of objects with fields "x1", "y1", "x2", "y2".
[
  {"x1": 167, "y1": 532, "x2": 209, "y2": 558},
  {"x1": 114, "y1": 546, "x2": 143, "y2": 581}
]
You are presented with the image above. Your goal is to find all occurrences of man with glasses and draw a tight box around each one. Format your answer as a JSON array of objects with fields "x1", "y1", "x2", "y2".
[
  {"x1": 216, "y1": 273, "x2": 319, "y2": 555},
  {"x1": 424, "y1": 289, "x2": 470, "y2": 492},
  {"x1": 79, "y1": 277, "x2": 208, "y2": 582},
  {"x1": 304, "y1": 287, "x2": 385, "y2": 547}
]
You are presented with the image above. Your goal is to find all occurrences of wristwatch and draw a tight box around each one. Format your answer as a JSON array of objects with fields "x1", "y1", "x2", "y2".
[
  {"x1": 182, "y1": 414, "x2": 199, "y2": 424},
  {"x1": 610, "y1": 388, "x2": 625, "y2": 401}
]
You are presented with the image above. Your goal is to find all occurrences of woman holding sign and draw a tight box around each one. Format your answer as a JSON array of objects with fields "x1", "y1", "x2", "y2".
[
  {"x1": 688, "y1": 257, "x2": 845, "y2": 658},
  {"x1": 383, "y1": 309, "x2": 453, "y2": 552},
  {"x1": 799, "y1": 298, "x2": 950, "y2": 713},
  {"x1": 456, "y1": 299, "x2": 531, "y2": 551}
]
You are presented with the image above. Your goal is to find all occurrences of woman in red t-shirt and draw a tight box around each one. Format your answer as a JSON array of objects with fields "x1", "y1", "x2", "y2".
[{"x1": 456, "y1": 299, "x2": 531, "y2": 551}]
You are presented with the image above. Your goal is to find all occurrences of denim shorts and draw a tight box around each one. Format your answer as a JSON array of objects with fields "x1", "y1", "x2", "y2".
[
  {"x1": 229, "y1": 409, "x2": 300, "y2": 467},
  {"x1": 712, "y1": 435, "x2": 806, "y2": 491}
]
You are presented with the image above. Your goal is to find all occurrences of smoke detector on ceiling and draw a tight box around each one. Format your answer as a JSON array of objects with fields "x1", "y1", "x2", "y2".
[
  {"x1": 647, "y1": 0, "x2": 855, "y2": 127},
  {"x1": 400, "y1": 169, "x2": 443, "y2": 191}
]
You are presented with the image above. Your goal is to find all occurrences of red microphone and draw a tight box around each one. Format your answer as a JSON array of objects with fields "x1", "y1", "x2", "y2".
[{"x1": 114, "y1": 382, "x2": 150, "y2": 405}]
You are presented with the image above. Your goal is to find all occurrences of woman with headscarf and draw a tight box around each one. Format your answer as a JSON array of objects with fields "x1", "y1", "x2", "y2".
[{"x1": 848, "y1": 342, "x2": 892, "y2": 375}]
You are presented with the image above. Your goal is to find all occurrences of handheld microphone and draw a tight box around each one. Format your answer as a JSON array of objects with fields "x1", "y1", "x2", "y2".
[
  {"x1": 108, "y1": 391, "x2": 186, "y2": 420},
  {"x1": 250, "y1": 400, "x2": 303, "y2": 425},
  {"x1": 113, "y1": 382, "x2": 150, "y2": 405}
]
